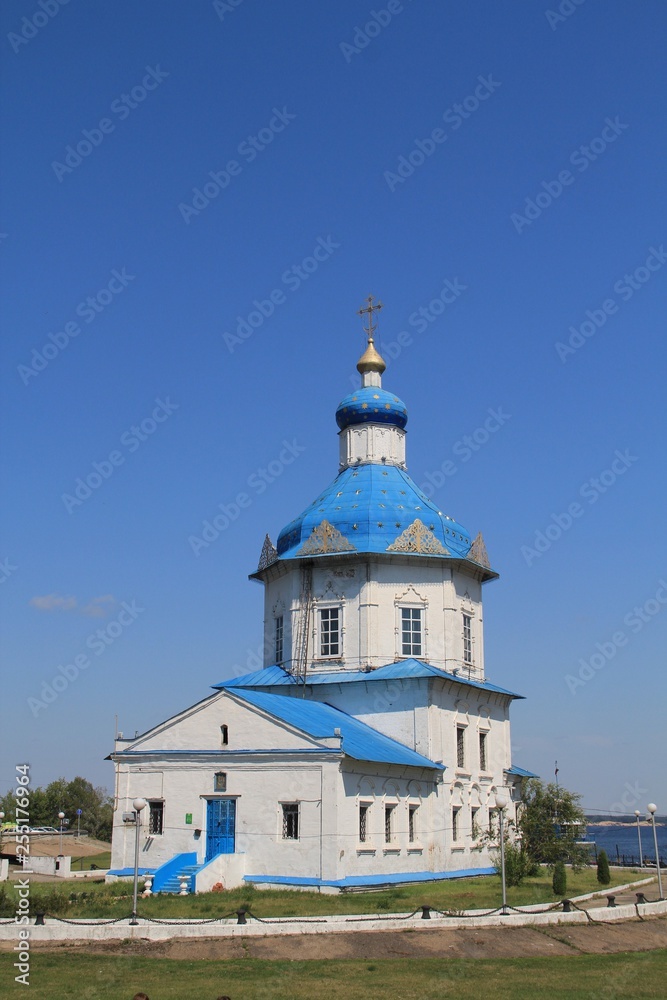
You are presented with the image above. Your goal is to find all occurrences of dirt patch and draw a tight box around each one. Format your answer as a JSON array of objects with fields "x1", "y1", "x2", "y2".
[{"x1": 12, "y1": 915, "x2": 666, "y2": 961}]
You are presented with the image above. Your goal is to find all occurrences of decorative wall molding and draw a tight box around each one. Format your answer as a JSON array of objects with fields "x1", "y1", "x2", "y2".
[
  {"x1": 258, "y1": 534, "x2": 278, "y2": 570},
  {"x1": 297, "y1": 520, "x2": 356, "y2": 555},
  {"x1": 387, "y1": 518, "x2": 449, "y2": 555}
]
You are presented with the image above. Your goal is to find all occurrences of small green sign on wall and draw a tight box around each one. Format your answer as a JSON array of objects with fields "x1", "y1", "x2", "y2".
[{"x1": 185, "y1": 813, "x2": 193, "y2": 825}]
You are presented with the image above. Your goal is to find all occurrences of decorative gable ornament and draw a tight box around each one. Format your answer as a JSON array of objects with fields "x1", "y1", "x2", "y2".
[
  {"x1": 467, "y1": 531, "x2": 490, "y2": 569},
  {"x1": 297, "y1": 519, "x2": 356, "y2": 556},
  {"x1": 257, "y1": 534, "x2": 278, "y2": 571},
  {"x1": 387, "y1": 518, "x2": 449, "y2": 555}
]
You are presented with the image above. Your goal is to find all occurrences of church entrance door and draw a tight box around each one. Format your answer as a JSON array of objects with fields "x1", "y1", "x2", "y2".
[{"x1": 206, "y1": 798, "x2": 236, "y2": 860}]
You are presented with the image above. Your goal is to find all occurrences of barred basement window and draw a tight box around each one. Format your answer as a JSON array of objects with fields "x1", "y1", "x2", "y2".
[
  {"x1": 452, "y1": 806, "x2": 461, "y2": 842},
  {"x1": 456, "y1": 726, "x2": 466, "y2": 769},
  {"x1": 479, "y1": 732, "x2": 488, "y2": 771},
  {"x1": 282, "y1": 803, "x2": 299, "y2": 840},
  {"x1": 408, "y1": 805, "x2": 419, "y2": 843},
  {"x1": 320, "y1": 608, "x2": 340, "y2": 656},
  {"x1": 148, "y1": 800, "x2": 164, "y2": 835},
  {"x1": 462, "y1": 613, "x2": 473, "y2": 664},
  {"x1": 275, "y1": 615, "x2": 284, "y2": 664},
  {"x1": 401, "y1": 608, "x2": 422, "y2": 656},
  {"x1": 359, "y1": 804, "x2": 370, "y2": 843}
]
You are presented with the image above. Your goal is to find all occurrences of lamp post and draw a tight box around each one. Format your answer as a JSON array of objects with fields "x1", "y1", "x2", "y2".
[
  {"x1": 647, "y1": 804, "x2": 663, "y2": 899},
  {"x1": 634, "y1": 810, "x2": 644, "y2": 868},
  {"x1": 0, "y1": 811, "x2": 4, "y2": 855},
  {"x1": 130, "y1": 798, "x2": 147, "y2": 925},
  {"x1": 495, "y1": 791, "x2": 509, "y2": 915},
  {"x1": 57, "y1": 812, "x2": 65, "y2": 856}
]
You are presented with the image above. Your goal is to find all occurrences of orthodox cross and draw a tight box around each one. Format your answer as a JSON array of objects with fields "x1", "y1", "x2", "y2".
[{"x1": 357, "y1": 294, "x2": 383, "y2": 341}]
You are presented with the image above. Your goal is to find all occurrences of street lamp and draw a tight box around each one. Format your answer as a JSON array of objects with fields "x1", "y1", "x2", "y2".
[
  {"x1": 495, "y1": 791, "x2": 509, "y2": 915},
  {"x1": 0, "y1": 812, "x2": 4, "y2": 855},
  {"x1": 130, "y1": 798, "x2": 147, "y2": 925},
  {"x1": 634, "y1": 810, "x2": 644, "y2": 868},
  {"x1": 57, "y1": 812, "x2": 65, "y2": 856},
  {"x1": 647, "y1": 804, "x2": 663, "y2": 899}
]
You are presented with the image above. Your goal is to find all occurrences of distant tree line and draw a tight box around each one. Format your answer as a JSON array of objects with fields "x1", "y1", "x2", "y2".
[{"x1": 0, "y1": 777, "x2": 112, "y2": 842}]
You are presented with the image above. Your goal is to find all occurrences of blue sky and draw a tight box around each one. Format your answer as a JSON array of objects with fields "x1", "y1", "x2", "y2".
[{"x1": 1, "y1": 0, "x2": 665, "y2": 814}]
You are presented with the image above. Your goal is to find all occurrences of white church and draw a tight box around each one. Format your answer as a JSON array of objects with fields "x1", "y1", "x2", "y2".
[{"x1": 108, "y1": 298, "x2": 534, "y2": 893}]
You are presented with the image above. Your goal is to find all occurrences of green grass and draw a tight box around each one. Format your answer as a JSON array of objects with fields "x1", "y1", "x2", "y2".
[
  {"x1": 0, "y1": 867, "x2": 643, "y2": 920},
  {"x1": 69, "y1": 851, "x2": 111, "y2": 871},
  {"x1": 1, "y1": 950, "x2": 666, "y2": 998}
]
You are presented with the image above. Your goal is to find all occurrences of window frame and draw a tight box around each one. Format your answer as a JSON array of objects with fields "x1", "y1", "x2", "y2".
[
  {"x1": 462, "y1": 612, "x2": 473, "y2": 664},
  {"x1": 384, "y1": 803, "x2": 396, "y2": 844},
  {"x1": 318, "y1": 605, "x2": 341, "y2": 658},
  {"x1": 281, "y1": 802, "x2": 299, "y2": 841},
  {"x1": 400, "y1": 606, "x2": 423, "y2": 657},
  {"x1": 452, "y1": 805, "x2": 461, "y2": 844},
  {"x1": 147, "y1": 799, "x2": 164, "y2": 836},
  {"x1": 479, "y1": 731, "x2": 488, "y2": 771},
  {"x1": 408, "y1": 804, "x2": 419, "y2": 844},
  {"x1": 358, "y1": 802, "x2": 371, "y2": 844},
  {"x1": 214, "y1": 771, "x2": 227, "y2": 792},
  {"x1": 274, "y1": 614, "x2": 284, "y2": 665},
  {"x1": 456, "y1": 725, "x2": 466, "y2": 769}
]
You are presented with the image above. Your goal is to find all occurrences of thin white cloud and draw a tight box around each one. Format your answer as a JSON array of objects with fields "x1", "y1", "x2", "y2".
[
  {"x1": 80, "y1": 595, "x2": 117, "y2": 618},
  {"x1": 30, "y1": 594, "x2": 77, "y2": 612}
]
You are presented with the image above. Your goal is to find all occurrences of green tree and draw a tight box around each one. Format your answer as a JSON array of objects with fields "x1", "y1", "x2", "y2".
[
  {"x1": 0, "y1": 777, "x2": 112, "y2": 842},
  {"x1": 597, "y1": 849, "x2": 611, "y2": 885},
  {"x1": 552, "y1": 860, "x2": 567, "y2": 895},
  {"x1": 518, "y1": 778, "x2": 589, "y2": 870}
]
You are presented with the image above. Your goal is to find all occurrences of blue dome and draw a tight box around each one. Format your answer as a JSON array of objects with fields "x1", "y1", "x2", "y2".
[
  {"x1": 336, "y1": 387, "x2": 408, "y2": 431},
  {"x1": 276, "y1": 464, "x2": 471, "y2": 561}
]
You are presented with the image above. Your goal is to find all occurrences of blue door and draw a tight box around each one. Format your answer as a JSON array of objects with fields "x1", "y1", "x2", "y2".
[{"x1": 206, "y1": 799, "x2": 236, "y2": 861}]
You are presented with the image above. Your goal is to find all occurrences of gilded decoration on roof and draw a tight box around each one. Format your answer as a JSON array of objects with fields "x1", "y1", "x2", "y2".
[
  {"x1": 468, "y1": 531, "x2": 490, "y2": 568},
  {"x1": 297, "y1": 519, "x2": 357, "y2": 555},
  {"x1": 257, "y1": 533, "x2": 278, "y2": 570},
  {"x1": 387, "y1": 518, "x2": 450, "y2": 555}
]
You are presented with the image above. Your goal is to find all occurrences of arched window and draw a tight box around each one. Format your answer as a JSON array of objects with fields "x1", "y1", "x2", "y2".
[{"x1": 221, "y1": 725, "x2": 228, "y2": 746}]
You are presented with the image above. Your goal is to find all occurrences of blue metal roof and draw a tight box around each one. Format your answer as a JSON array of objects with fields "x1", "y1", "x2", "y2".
[
  {"x1": 505, "y1": 765, "x2": 538, "y2": 778},
  {"x1": 227, "y1": 687, "x2": 444, "y2": 770},
  {"x1": 215, "y1": 658, "x2": 523, "y2": 700},
  {"x1": 276, "y1": 462, "x2": 473, "y2": 561},
  {"x1": 335, "y1": 386, "x2": 408, "y2": 431}
]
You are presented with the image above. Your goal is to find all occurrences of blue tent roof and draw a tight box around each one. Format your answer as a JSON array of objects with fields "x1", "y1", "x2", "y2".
[
  {"x1": 226, "y1": 687, "x2": 444, "y2": 770},
  {"x1": 505, "y1": 765, "x2": 538, "y2": 778},
  {"x1": 215, "y1": 658, "x2": 523, "y2": 700},
  {"x1": 276, "y1": 462, "x2": 473, "y2": 562}
]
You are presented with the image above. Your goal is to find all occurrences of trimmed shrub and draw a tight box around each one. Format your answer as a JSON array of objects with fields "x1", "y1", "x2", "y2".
[
  {"x1": 552, "y1": 860, "x2": 567, "y2": 896},
  {"x1": 597, "y1": 850, "x2": 611, "y2": 885}
]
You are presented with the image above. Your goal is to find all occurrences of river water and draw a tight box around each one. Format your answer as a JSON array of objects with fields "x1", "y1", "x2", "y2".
[{"x1": 583, "y1": 824, "x2": 667, "y2": 864}]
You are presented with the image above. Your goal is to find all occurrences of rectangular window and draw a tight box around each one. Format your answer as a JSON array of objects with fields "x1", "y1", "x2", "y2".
[
  {"x1": 401, "y1": 607, "x2": 422, "y2": 656},
  {"x1": 275, "y1": 615, "x2": 284, "y2": 664},
  {"x1": 359, "y1": 804, "x2": 370, "y2": 843},
  {"x1": 148, "y1": 800, "x2": 163, "y2": 835},
  {"x1": 479, "y1": 732, "x2": 488, "y2": 771},
  {"x1": 282, "y1": 803, "x2": 299, "y2": 840},
  {"x1": 456, "y1": 726, "x2": 466, "y2": 769},
  {"x1": 452, "y1": 806, "x2": 461, "y2": 843},
  {"x1": 214, "y1": 772, "x2": 227, "y2": 792},
  {"x1": 471, "y1": 807, "x2": 479, "y2": 840},
  {"x1": 384, "y1": 805, "x2": 395, "y2": 844},
  {"x1": 408, "y1": 805, "x2": 418, "y2": 843},
  {"x1": 463, "y1": 613, "x2": 473, "y2": 664},
  {"x1": 320, "y1": 608, "x2": 340, "y2": 656}
]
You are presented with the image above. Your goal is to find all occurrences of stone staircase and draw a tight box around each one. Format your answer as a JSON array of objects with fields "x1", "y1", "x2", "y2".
[{"x1": 159, "y1": 861, "x2": 205, "y2": 894}]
